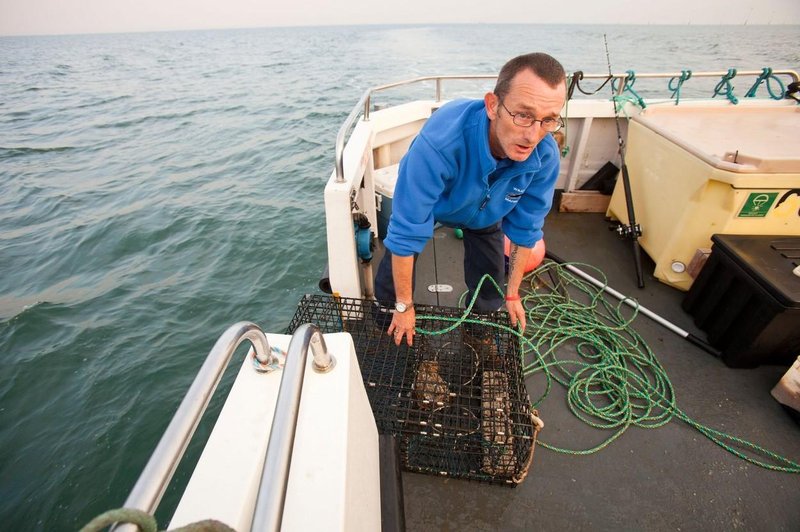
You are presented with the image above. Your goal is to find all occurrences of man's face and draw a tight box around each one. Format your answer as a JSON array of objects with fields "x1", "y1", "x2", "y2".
[{"x1": 485, "y1": 69, "x2": 566, "y2": 162}]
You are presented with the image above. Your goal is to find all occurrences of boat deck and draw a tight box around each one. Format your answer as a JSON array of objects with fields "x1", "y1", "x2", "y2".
[{"x1": 383, "y1": 205, "x2": 800, "y2": 530}]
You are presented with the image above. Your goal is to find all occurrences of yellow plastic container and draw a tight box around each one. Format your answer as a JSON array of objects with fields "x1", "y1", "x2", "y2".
[{"x1": 607, "y1": 103, "x2": 800, "y2": 291}]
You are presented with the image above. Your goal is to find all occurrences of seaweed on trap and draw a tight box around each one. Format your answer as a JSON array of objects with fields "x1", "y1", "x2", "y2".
[{"x1": 286, "y1": 294, "x2": 541, "y2": 485}]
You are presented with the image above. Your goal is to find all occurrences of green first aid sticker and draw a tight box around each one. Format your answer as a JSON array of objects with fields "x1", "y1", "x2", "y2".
[{"x1": 738, "y1": 192, "x2": 778, "y2": 218}]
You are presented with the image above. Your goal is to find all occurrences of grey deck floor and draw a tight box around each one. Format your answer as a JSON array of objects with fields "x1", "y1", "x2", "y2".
[{"x1": 391, "y1": 208, "x2": 800, "y2": 531}]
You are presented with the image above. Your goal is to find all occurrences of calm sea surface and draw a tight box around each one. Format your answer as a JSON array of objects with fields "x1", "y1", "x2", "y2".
[{"x1": 1, "y1": 24, "x2": 798, "y2": 530}]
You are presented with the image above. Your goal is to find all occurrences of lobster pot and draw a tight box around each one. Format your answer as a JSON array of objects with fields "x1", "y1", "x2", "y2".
[
  {"x1": 607, "y1": 104, "x2": 800, "y2": 291},
  {"x1": 286, "y1": 295, "x2": 537, "y2": 486}
]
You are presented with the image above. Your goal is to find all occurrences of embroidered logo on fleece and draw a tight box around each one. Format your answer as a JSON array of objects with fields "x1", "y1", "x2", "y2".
[{"x1": 505, "y1": 187, "x2": 524, "y2": 203}]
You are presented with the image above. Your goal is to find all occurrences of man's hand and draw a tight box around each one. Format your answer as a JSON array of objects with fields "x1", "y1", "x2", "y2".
[
  {"x1": 387, "y1": 307, "x2": 416, "y2": 346},
  {"x1": 506, "y1": 298, "x2": 526, "y2": 332},
  {"x1": 506, "y1": 242, "x2": 532, "y2": 333},
  {"x1": 389, "y1": 253, "x2": 416, "y2": 346}
]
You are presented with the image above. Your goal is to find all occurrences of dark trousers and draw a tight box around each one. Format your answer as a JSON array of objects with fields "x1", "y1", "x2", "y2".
[{"x1": 375, "y1": 223, "x2": 505, "y2": 313}]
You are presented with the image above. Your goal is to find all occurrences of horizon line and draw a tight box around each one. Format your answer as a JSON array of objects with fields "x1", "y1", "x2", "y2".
[{"x1": 2, "y1": 20, "x2": 798, "y2": 38}]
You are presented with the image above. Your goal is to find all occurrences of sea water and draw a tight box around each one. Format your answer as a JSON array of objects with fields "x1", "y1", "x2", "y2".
[{"x1": 1, "y1": 24, "x2": 798, "y2": 529}]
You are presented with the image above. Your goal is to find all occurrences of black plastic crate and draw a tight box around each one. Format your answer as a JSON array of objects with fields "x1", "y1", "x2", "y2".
[
  {"x1": 683, "y1": 235, "x2": 800, "y2": 368},
  {"x1": 286, "y1": 294, "x2": 537, "y2": 485}
]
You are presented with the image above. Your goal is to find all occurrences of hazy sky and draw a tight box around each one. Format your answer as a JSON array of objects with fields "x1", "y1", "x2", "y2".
[{"x1": 1, "y1": 0, "x2": 799, "y2": 36}]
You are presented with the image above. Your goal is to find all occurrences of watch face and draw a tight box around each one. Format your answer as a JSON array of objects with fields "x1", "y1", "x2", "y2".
[{"x1": 395, "y1": 302, "x2": 407, "y2": 313}]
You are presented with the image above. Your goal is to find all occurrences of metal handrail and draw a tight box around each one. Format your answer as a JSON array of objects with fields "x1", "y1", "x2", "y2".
[
  {"x1": 332, "y1": 69, "x2": 799, "y2": 183},
  {"x1": 334, "y1": 74, "x2": 496, "y2": 182},
  {"x1": 252, "y1": 323, "x2": 334, "y2": 531},
  {"x1": 117, "y1": 322, "x2": 273, "y2": 531},
  {"x1": 576, "y1": 69, "x2": 799, "y2": 81}
]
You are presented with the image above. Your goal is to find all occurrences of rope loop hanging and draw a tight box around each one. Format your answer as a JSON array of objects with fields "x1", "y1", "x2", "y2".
[
  {"x1": 713, "y1": 68, "x2": 739, "y2": 104},
  {"x1": 745, "y1": 67, "x2": 786, "y2": 100},
  {"x1": 610, "y1": 70, "x2": 646, "y2": 113},
  {"x1": 569, "y1": 70, "x2": 614, "y2": 97},
  {"x1": 787, "y1": 81, "x2": 800, "y2": 103},
  {"x1": 668, "y1": 69, "x2": 692, "y2": 105}
]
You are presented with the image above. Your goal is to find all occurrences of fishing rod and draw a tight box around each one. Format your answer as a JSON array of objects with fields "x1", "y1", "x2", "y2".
[{"x1": 604, "y1": 34, "x2": 645, "y2": 289}]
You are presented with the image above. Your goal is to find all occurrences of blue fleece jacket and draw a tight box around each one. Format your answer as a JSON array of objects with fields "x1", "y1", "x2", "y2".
[{"x1": 384, "y1": 98, "x2": 560, "y2": 257}]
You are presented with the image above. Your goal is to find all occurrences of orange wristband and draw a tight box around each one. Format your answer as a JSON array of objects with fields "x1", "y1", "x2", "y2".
[{"x1": 505, "y1": 294, "x2": 521, "y2": 301}]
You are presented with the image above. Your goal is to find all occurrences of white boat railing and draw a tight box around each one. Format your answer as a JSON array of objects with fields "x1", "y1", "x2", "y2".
[
  {"x1": 116, "y1": 322, "x2": 333, "y2": 531},
  {"x1": 334, "y1": 74, "x2": 495, "y2": 183},
  {"x1": 334, "y1": 69, "x2": 799, "y2": 183},
  {"x1": 252, "y1": 323, "x2": 334, "y2": 531}
]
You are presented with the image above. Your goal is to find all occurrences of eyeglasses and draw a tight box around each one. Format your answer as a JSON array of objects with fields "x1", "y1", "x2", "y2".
[{"x1": 500, "y1": 101, "x2": 564, "y2": 132}]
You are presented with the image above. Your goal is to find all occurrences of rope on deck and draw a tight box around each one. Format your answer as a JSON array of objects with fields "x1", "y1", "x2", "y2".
[{"x1": 419, "y1": 264, "x2": 800, "y2": 473}]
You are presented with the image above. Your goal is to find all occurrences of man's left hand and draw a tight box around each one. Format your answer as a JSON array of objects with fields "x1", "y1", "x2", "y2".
[{"x1": 507, "y1": 299, "x2": 526, "y2": 332}]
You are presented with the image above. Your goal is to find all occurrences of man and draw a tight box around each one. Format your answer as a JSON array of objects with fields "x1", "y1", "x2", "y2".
[{"x1": 376, "y1": 52, "x2": 567, "y2": 346}]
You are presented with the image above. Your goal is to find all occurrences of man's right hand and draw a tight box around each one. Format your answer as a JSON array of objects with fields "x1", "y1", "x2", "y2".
[
  {"x1": 387, "y1": 307, "x2": 416, "y2": 346},
  {"x1": 389, "y1": 253, "x2": 416, "y2": 346}
]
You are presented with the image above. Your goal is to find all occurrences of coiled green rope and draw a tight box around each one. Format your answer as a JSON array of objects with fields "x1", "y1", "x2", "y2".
[
  {"x1": 416, "y1": 262, "x2": 800, "y2": 473},
  {"x1": 713, "y1": 68, "x2": 739, "y2": 104},
  {"x1": 745, "y1": 67, "x2": 786, "y2": 100}
]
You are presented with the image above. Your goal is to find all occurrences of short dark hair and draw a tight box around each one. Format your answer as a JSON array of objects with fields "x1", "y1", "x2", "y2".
[{"x1": 494, "y1": 53, "x2": 566, "y2": 100}]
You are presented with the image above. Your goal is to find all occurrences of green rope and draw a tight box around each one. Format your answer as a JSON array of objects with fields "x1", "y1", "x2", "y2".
[
  {"x1": 414, "y1": 265, "x2": 800, "y2": 473},
  {"x1": 610, "y1": 70, "x2": 646, "y2": 111},
  {"x1": 713, "y1": 68, "x2": 739, "y2": 104},
  {"x1": 668, "y1": 70, "x2": 692, "y2": 105},
  {"x1": 745, "y1": 67, "x2": 786, "y2": 100}
]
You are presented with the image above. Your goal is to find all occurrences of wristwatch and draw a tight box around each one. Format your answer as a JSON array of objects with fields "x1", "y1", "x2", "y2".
[{"x1": 395, "y1": 301, "x2": 412, "y2": 313}]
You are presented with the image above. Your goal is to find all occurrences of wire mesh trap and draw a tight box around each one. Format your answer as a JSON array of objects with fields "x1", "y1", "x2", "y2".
[{"x1": 286, "y1": 294, "x2": 539, "y2": 485}]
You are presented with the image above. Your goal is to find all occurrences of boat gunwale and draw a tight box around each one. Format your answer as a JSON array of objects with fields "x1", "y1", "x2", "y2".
[{"x1": 334, "y1": 68, "x2": 800, "y2": 182}]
